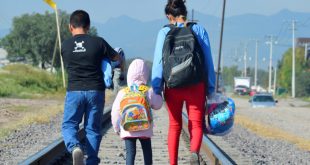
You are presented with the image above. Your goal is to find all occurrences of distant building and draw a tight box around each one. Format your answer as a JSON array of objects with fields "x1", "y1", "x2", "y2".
[
  {"x1": 295, "y1": 38, "x2": 310, "y2": 61},
  {"x1": 0, "y1": 48, "x2": 9, "y2": 67},
  {"x1": 296, "y1": 38, "x2": 310, "y2": 46},
  {"x1": 0, "y1": 48, "x2": 7, "y2": 59}
]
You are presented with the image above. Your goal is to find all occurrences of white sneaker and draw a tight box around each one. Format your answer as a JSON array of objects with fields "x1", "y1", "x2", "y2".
[{"x1": 72, "y1": 147, "x2": 84, "y2": 165}]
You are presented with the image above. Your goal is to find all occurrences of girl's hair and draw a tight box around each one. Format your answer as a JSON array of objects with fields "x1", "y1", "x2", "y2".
[{"x1": 165, "y1": 0, "x2": 187, "y2": 18}]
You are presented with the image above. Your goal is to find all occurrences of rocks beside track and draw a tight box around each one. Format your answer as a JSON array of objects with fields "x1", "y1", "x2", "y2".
[
  {"x1": 209, "y1": 125, "x2": 310, "y2": 165},
  {"x1": 0, "y1": 114, "x2": 62, "y2": 164}
]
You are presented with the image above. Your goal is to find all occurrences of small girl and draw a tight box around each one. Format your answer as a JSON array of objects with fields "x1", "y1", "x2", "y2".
[{"x1": 111, "y1": 59, "x2": 163, "y2": 165}]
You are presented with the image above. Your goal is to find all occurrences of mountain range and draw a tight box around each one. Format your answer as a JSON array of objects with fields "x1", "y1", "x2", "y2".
[
  {"x1": 95, "y1": 9, "x2": 310, "y2": 69},
  {"x1": 1, "y1": 9, "x2": 310, "y2": 69}
]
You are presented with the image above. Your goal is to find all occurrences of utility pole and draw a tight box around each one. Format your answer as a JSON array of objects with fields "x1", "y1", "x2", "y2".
[
  {"x1": 254, "y1": 40, "x2": 259, "y2": 87},
  {"x1": 266, "y1": 36, "x2": 276, "y2": 93},
  {"x1": 273, "y1": 66, "x2": 277, "y2": 95},
  {"x1": 305, "y1": 43, "x2": 308, "y2": 61},
  {"x1": 44, "y1": 0, "x2": 66, "y2": 88},
  {"x1": 190, "y1": 9, "x2": 198, "y2": 22},
  {"x1": 55, "y1": 9, "x2": 66, "y2": 88},
  {"x1": 192, "y1": 9, "x2": 194, "y2": 22},
  {"x1": 215, "y1": 0, "x2": 226, "y2": 92},
  {"x1": 221, "y1": 51, "x2": 224, "y2": 71},
  {"x1": 243, "y1": 44, "x2": 248, "y2": 77},
  {"x1": 51, "y1": 36, "x2": 58, "y2": 73},
  {"x1": 292, "y1": 19, "x2": 296, "y2": 98},
  {"x1": 234, "y1": 48, "x2": 238, "y2": 64}
]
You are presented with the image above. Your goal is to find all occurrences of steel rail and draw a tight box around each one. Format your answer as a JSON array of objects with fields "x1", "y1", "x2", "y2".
[
  {"x1": 182, "y1": 112, "x2": 236, "y2": 165},
  {"x1": 20, "y1": 107, "x2": 235, "y2": 165},
  {"x1": 19, "y1": 106, "x2": 112, "y2": 165}
]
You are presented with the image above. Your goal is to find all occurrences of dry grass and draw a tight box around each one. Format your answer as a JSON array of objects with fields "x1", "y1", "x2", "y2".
[
  {"x1": 0, "y1": 103, "x2": 63, "y2": 140},
  {"x1": 235, "y1": 114, "x2": 310, "y2": 151},
  {"x1": 0, "y1": 89, "x2": 116, "y2": 140},
  {"x1": 20, "y1": 104, "x2": 63, "y2": 124}
]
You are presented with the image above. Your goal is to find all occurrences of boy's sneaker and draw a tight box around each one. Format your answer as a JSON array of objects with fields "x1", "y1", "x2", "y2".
[
  {"x1": 72, "y1": 147, "x2": 84, "y2": 165},
  {"x1": 190, "y1": 152, "x2": 200, "y2": 165}
]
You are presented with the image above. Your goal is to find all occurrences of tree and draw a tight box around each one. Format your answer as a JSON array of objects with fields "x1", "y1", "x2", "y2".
[
  {"x1": 278, "y1": 47, "x2": 310, "y2": 97},
  {"x1": 0, "y1": 11, "x2": 97, "y2": 69},
  {"x1": 296, "y1": 71, "x2": 310, "y2": 97},
  {"x1": 221, "y1": 65, "x2": 269, "y2": 92},
  {"x1": 222, "y1": 65, "x2": 241, "y2": 87},
  {"x1": 247, "y1": 67, "x2": 269, "y2": 88}
]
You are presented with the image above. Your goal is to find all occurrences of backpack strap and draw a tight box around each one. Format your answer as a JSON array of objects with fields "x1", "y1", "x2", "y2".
[
  {"x1": 186, "y1": 22, "x2": 197, "y2": 28},
  {"x1": 163, "y1": 24, "x2": 176, "y2": 29},
  {"x1": 164, "y1": 22, "x2": 196, "y2": 29},
  {"x1": 124, "y1": 84, "x2": 149, "y2": 94}
]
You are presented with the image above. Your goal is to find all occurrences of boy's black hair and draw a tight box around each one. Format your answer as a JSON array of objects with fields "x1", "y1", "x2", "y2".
[{"x1": 70, "y1": 10, "x2": 90, "y2": 29}]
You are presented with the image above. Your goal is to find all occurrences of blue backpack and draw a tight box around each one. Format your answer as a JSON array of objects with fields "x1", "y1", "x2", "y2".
[{"x1": 101, "y1": 58, "x2": 113, "y2": 88}]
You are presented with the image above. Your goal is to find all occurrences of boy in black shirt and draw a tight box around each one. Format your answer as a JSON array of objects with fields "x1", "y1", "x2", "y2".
[{"x1": 61, "y1": 10, "x2": 119, "y2": 165}]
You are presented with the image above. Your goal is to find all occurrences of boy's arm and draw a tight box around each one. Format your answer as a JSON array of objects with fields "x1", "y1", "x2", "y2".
[{"x1": 101, "y1": 38, "x2": 120, "y2": 61}]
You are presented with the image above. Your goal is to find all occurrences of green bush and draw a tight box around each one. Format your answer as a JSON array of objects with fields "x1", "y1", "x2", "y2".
[
  {"x1": 296, "y1": 71, "x2": 310, "y2": 97},
  {"x1": 0, "y1": 64, "x2": 63, "y2": 98}
]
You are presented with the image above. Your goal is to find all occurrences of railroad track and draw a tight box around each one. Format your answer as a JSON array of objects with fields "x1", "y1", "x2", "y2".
[
  {"x1": 182, "y1": 112, "x2": 236, "y2": 165},
  {"x1": 19, "y1": 106, "x2": 112, "y2": 165},
  {"x1": 20, "y1": 107, "x2": 235, "y2": 165}
]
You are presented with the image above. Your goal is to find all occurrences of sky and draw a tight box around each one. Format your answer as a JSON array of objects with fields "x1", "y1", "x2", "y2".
[
  {"x1": 1, "y1": 0, "x2": 310, "y2": 28},
  {"x1": 1, "y1": 0, "x2": 309, "y2": 71}
]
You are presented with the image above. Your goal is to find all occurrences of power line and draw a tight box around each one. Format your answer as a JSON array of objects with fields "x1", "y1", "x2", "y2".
[
  {"x1": 276, "y1": 21, "x2": 289, "y2": 38},
  {"x1": 277, "y1": 22, "x2": 291, "y2": 46},
  {"x1": 300, "y1": 17, "x2": 310, "y2": 27}
]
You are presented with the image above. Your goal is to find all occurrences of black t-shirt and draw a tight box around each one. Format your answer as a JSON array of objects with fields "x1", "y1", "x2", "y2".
[{"x1": 61, "y1": 34, "x2": 117, "y2": 91}]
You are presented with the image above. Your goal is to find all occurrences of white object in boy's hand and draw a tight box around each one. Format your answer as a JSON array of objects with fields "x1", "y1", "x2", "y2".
[{"x1": 207, "y1": 93, "x2": 227, "y2": 104}]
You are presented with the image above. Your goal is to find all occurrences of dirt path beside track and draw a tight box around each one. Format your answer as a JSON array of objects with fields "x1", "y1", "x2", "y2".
[{"x1": 234, "y1": 97, "x2": 310, "y2": 141}]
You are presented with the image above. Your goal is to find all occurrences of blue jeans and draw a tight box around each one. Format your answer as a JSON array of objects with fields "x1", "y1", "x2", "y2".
[
  {"x1": 125, "y1": 138, "x2": 152, "y2": 165},
  {"x1": 62, "y1": 91, "x2": 104, "y2": 165}
]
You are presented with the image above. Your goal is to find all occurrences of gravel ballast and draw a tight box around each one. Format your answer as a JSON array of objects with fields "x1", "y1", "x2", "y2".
[
  {"x1": 0, "y1": 114, "x2": 62, "y2": 164},
  {"x1": 220, "y1": 125, "x2": 310, "y2": 165},
  {"x1": 0, "y1": 97, "x2": 309, "y2": 164}
]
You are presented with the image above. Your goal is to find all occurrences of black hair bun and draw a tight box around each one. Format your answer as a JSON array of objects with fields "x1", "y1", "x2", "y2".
[{"x1": 168, "y1": 0, "x2": 186, "y2": 8}]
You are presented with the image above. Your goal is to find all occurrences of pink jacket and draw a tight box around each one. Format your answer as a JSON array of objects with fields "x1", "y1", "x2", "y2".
[{"x1": 111, "y1": 59, "x2": 163, "y2": 139}]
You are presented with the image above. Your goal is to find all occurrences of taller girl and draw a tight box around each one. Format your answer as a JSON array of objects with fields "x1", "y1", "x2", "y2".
[{"x1": 151, "y1": 0, "x2": 216, "y2": 164}]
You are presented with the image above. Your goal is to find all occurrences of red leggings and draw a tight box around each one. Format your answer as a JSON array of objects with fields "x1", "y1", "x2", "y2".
[{"x1": 164, "y1": 82, "x2": 206, "y2": 165}]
